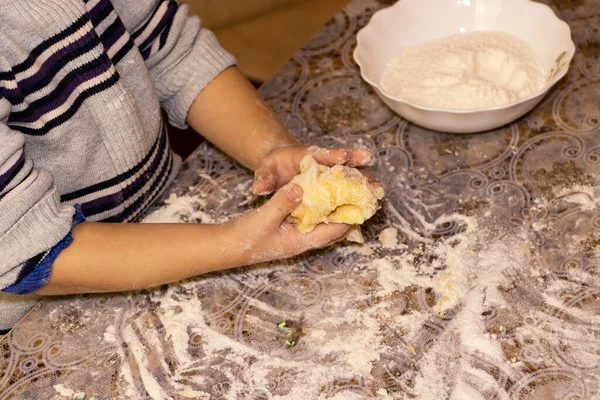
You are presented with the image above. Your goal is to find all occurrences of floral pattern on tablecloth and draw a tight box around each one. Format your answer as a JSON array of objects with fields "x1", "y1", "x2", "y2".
[{"x1": 2, "y1": 0, "x2": 600, "y2": 399}]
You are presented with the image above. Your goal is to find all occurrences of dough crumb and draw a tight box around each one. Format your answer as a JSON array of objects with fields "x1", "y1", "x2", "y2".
[
  {"x1": 346, "y1": 226, "x2": 364, "y2": 243},
  {"x1": 379, "y1": 227, "x2": 398, "y2": 248},
  {"x1": 347, "y1": 244, "x2": 374, "y2": 256},
  {"x1": 289, "y1": 155, "x2": 384, "y2": 233},
  {"x1": 178, "y1": 388, "x2": 210, "y2": 399}
]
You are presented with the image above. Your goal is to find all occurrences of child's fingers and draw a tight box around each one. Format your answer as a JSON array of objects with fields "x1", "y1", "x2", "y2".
[
  {"x1": 308, "y1": 146, "x2": 350, "y2": 166},
  {"x1": 301, "y1": 222, "x2": 351, "y2": 249},
  {"x1": 252, "y1": 165, "x2": 278, "y2": 195},
  {"x1": 260, "y1": 184, "x2": 303, "y2": 224},
  {"x1": 307, "y1": 146, "x2": 373, "y2": 167},
  {"x1": 346, "y1": 148, "x2": 374, "y2": 167}
]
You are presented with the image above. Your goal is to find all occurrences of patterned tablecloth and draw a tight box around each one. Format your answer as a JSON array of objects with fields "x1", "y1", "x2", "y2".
[{"x1": 3, "y1": 0, "x2": 600, "y2": 398}]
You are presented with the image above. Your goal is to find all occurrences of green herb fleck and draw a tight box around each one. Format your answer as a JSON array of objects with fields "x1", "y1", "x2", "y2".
[
  {"x1": 89, "y1": 397, "x2": 96, "y2": 400},
  {"x1": 387, "y1": 387, "x2": 394, "y2": 393},
  {"x1": 77, "y1": 395, "x2": 85, "y2": 400},
  {"x1": 278, "y1": 321, "x2": 286, "y2": 328},
  {"x1": 285, "y1": 340, "x2": 295, "y2": 346}
]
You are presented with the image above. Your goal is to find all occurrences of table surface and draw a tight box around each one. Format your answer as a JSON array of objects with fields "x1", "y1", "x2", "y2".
[{"x1": 3, "y1": 0, "x2": 600, "y2": 399}]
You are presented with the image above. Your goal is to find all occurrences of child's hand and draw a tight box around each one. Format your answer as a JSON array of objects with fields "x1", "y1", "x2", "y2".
[
  {"x1": 228, "y1": 183, "x2": 350, "y2": 264},
  {"x1": 251, "y1": 146, "x2": 374, "y2": 195}
]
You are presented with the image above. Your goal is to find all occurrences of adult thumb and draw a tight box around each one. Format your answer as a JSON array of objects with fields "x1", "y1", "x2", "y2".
[{"x1": 262, "y1": 184, "x2": 303, "y2": 224}]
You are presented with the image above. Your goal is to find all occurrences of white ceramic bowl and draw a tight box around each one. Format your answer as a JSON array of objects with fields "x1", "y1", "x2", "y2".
[{"x1": 353, "y1": 0, "x2": 576, "y2": 133}]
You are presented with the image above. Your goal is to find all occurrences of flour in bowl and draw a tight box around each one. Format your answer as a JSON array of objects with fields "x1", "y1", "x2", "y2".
[{"x1": 381, "y1": 31, "x2": 545, "y2": 110}]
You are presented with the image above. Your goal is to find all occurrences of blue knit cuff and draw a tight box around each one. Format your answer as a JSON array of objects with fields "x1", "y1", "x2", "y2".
[{"x1": 2, "y1": 205, "x2": 85, "y2": 295}]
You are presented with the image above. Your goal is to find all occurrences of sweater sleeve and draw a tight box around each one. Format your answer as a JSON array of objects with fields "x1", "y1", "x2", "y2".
[
  {"x1": 112, "y1": 0, "x2": 237, "y2": 129},
  {"x1": 0, "y1": 98, "x2": 83, "y2": 295}
]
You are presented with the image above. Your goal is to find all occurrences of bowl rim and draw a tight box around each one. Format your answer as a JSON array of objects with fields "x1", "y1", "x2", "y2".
[{"x1": 353, "y1": 0, "x2": 576, "y2": 114}]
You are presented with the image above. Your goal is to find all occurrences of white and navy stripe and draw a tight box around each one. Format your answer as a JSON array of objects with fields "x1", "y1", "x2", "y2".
[
  {"x1": 0, "y1": 150, "x2": 26, "y2": 196},
  {"x1": 0, "y1": 0, "x2": 179, "y2": 221},
  {"x1": 0, "y1": 0, "x2": 177, "y2": 136},
  {"x1": 87, "y1": 0, "x2": 135, "y2": 64},
  {"x1": 131, "y1": 0, "x2": 178, "y2": 60},
  {"x1": 60, "y1": 122, "x2": 174, "y2": 222},
  {"x1": 0, "y1": 0, "x2": 136, "y2": 135}
]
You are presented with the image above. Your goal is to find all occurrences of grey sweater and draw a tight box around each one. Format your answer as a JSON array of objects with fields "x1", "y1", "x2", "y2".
[{"x1": 0, "y1": 0, "x2": 236, "y2": 330}]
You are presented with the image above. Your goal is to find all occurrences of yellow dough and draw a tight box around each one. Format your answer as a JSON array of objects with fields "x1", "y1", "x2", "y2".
[{"x1": 289, "y1": 155, "x2": 384, "y2": 233}]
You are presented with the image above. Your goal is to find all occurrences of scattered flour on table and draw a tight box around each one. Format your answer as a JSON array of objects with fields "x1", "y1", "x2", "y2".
[
  {"x1": 327, "y1": 391, "x2": 373, "y2": 400},
  {"x1": 120, "y1": 325, "x2": 169, "y2": 400},
  {"x1": 142, "y1": 193, "x2": 220, "y2": 224},
  {"x1": 53, "y1": 384, "x2": 83, "y2": 399},
  {"x1": 115, "y1": 183, "x2": 600, "y2": 398},
  {"x1": 103, "y1": 325, "x2": 117, "y2": 342},
  {"x1": 551, "y1": 184, "x2": 599, "y2": 210},
  {"x1": 346, "y1": 242, "x2": 375, "y2": 256},
  {"x1": 109, "y1": 211, "x2": 532, "y2": 398},
  {"x1": 381, "y1": 31, "x2": 545, "y2": 109}
]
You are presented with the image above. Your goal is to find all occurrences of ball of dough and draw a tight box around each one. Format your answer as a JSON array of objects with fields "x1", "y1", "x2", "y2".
[{"x1": 288, "y1": 155, "x2": 384, "y2": 233}]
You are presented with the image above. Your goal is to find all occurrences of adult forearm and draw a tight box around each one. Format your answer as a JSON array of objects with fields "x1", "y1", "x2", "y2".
[
  {"x1": 39, "y1": 222, "x2": 241, "y2": 295},
  {"x1": 186, "y1": 67, "x2": 299, "y2": 170}
]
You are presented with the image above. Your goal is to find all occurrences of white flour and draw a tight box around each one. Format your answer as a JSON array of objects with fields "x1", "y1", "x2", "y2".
[
  {"x1": 53, "y1": 384, "x2": 82, "y2": 399},
  {"x1": 142, "y1": 193, "x2": 218, "y2": 224},
  {"x1": 381, "y1": 31, "x2": 545, "y2": 110},
  {"x1": 119, "y1": 210, "x2": 528, "y2": 398},
  {"x1": 126, "y1": 183, "x2": 600, "y2": 398}
]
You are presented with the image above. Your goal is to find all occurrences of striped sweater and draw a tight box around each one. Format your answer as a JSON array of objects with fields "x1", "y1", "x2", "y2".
[{"x1": 0, "y1": 0, "x2": 236, "y2": 330}]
